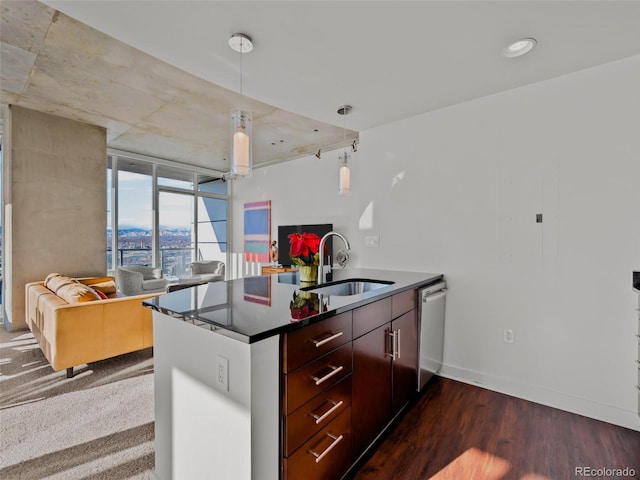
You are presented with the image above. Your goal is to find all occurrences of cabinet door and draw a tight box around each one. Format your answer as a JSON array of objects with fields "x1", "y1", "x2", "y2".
[
  {"x1": 352, "y1": 322, "x2": 392, "y2": 457},
  {"x1": 392, "y1": 309, "x2": 418, "y2": 415}
]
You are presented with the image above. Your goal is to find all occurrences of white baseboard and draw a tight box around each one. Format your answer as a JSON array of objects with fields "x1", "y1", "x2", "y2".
[{"x1": 439, "y1": 363, "x2": 640, "y2": 432}]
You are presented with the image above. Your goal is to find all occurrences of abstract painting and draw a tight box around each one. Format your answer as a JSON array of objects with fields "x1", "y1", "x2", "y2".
[{"x1": 244, "y1": 200, "x2": 271, "y2": 262}]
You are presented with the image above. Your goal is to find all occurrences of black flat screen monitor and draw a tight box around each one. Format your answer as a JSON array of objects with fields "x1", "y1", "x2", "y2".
[{"x1": 277, "y1": 224, "x2": 333, "y2": 267}]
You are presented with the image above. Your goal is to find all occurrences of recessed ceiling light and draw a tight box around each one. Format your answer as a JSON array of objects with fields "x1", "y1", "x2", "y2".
[{"x1": 503, "y1": 38, "x2": 536, "y2": 58}]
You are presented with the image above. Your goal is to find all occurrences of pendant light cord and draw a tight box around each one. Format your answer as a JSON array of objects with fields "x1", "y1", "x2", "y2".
[
  {"x1": 343, "y1": 105, "x2": 348, "y2": 159},
  {"x1": 342, "y1": 105, "x2": 346, "y2": 157},
  {"x1": 240, "y1": 38, "x2": 243, "y2": 97}
]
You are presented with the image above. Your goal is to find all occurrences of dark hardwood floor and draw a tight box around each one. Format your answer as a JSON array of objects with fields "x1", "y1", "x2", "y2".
[{"x1": 353, "y1": 377, "x2": 640, "y2": 480}]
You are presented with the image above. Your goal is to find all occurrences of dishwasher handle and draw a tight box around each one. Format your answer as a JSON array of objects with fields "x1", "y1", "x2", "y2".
[{"x1": 424, "y1": 289, "x2": 447, "y2": 303}]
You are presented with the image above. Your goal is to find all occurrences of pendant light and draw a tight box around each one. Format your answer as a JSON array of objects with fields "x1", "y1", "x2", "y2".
[
  {"x1": 229, "y1": 33, "x2": 253, "y2": 177},
  {"x1": 338, "y1": 105, "x2": 352, "y2": 196}
]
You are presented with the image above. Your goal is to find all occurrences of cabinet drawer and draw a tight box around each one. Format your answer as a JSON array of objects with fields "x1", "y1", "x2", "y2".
[
  {"x1": 284, "y1": 375, "x2": 351, "y2": 456},
  {"x1": 284, "y1": 407, "x2": 352, "y2": 480},
  {"x1": 353, "y1": 297, "x2": 392, "y2": 338},
  {"x1": 392, "y1": 289, "x2": 417, "y2": 319},
  {"x1": 285, "y1": 343, "x2": 352, "y2": 415},
  {"x1": 284, "y1": 311, "x2": 352, "y2": 373}
]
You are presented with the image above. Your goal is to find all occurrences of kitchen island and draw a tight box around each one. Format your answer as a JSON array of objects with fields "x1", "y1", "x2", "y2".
[{"x1": 144, "y1": 267, "x2": 442, "y2": 480}]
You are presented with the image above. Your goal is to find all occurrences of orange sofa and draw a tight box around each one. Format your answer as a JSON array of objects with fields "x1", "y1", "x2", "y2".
[{"x1": 25, "y1": 274, "x2": 160, "y2": 378}]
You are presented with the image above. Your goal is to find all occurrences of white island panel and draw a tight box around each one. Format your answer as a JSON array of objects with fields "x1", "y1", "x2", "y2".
[{"x1": 152, "y1": 311, "x2": 279, "y2": 480}]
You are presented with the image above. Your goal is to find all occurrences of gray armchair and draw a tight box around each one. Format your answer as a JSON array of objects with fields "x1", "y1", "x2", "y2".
[
  {"x1": 189, "y1": 260, "x2": 225, "y2": 283},
  {"x1": 115, "y1": 265, "x2": 169, "y2": 296}
]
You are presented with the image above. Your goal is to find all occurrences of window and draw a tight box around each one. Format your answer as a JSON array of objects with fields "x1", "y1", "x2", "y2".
[
  {"x1": 197, "y1": 196, "x2": 227, "y2": 262},
  {"x1": 117, "y1": 160, "x2": 153, "y2": 267},
  {"x1": 158, "y1": 165, "x2": 194, "y2": 190},
  {"x1": 159, "y1": 191, "x2": 194, "y2": 276},
  {"x1": 107, "y1": 152, "x2": 229, "y2": 277}
]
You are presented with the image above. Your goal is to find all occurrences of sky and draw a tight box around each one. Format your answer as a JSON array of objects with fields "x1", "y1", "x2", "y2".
[{"x1": 117, "y1": 171, "x2": 193, "y2": 229}]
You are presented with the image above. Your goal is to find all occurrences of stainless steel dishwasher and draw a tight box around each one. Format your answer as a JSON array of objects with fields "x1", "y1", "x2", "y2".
[{"x1": 417, "y1": 281, "x2": 447, "y2": 391}]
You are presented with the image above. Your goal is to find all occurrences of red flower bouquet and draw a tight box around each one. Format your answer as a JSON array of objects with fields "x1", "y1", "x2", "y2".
[{"x1": 288, "y1": 232, "x2": 328, "y2": 266}]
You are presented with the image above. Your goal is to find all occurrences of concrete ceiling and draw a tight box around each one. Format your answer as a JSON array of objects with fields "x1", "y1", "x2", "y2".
[
  {"x1": 3, "y1": 1, "x2": 640, "y2": 173},
  {"x1": 0, "y1": 1, "x2": 357, "y2": 173}
]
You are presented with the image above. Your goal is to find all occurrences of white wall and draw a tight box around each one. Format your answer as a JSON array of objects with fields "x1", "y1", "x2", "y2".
[
  {"x1": 233, "y1": 55, "x2": 640, "y2": 430},
  {"x1": 231, "y1": 151, "x2": 361, "y2": 267}
]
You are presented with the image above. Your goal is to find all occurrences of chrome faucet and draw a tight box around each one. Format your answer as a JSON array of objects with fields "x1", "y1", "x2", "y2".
[{"x1": 318, "y1": 231, "x2": 351, "y2": 283}]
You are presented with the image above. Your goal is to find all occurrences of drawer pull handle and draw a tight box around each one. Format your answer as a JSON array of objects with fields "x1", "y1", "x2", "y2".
[
  {"x1": 311, "y1": 399, "x2": 344, "y2": 425},
  {"x1": 308, "y1": 433, "x2": 344, "y2": 463},
  {"x1": 312, "y1": 331, "x2": 344, "y2": 348},
  {"x1": 311, "y1": 365, "x2": 344, "y2": 386}
]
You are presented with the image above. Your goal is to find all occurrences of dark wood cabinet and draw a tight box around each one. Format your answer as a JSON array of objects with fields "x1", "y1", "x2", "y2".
[
  {"x1": 282, "y1": 288, "x2": 419, "y2": 479},
  {"x1": 391, "y1": 309, "x2": 418, "y2": 415},
  {"x1": 282, "y1": 312, "x2": 353, "y2": 480},
  {"x1": 353, "y1": 296, "x2": 392, "y2": 338},
  {"x1": 352, "y1": 291, "x2": 418, "y2": 458},
  {"x1": 352, "y1": 322, "x2": 392, "y2": 456}
]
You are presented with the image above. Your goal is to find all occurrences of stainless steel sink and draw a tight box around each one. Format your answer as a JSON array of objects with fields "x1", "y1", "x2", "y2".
[{"x1": 301, "y1": 278, "x2": 394, "y2": 296}]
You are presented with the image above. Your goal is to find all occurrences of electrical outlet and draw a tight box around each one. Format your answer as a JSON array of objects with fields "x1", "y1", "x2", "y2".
[
  {"x1": 216, "y1": 355, "x2": 229, "y2": 391},
  {"x1": 365, "y1": 236, "x2": 380, "y2": 247},
  {"x1": 503, "y1": 329, "x2": 514, "y2": 344}
]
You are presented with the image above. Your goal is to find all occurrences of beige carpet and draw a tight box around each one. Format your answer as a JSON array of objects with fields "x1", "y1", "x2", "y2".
[{"x1": 0, "y1": 326, "x2": 155, "y2": 479}]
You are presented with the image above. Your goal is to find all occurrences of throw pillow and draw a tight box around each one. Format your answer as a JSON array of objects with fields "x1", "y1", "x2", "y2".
[
  {"x1": 45, "y1": 273, "x2": 76, "y2": 292},
  {"x1": 88, "y1": 280, "x2": 117, "y2": 295},
  {"x1": 94, "y1": 288, "x2": 108, "y2": 300},
  {"x1": 44, "y1": 273, "x2": 101, "y2": 303},
  {"x1": 56, "y1": 282, "x2": 101, "y2": 303}
]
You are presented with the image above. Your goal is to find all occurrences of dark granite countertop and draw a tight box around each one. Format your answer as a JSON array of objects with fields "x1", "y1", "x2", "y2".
[{"x1": 143, "y1": 267, "x2": 443, "y2": 343}]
